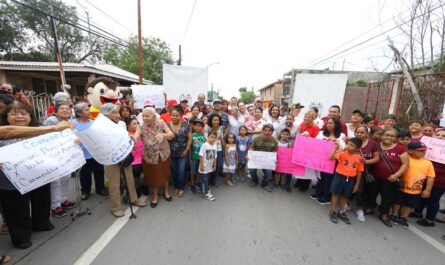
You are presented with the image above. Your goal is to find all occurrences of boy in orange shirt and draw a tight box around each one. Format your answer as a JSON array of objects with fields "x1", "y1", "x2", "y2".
[
  {"x1": 328, "y1": 138, "x2": 364, "y2": 224},
  {"x1": 391, "y1": 142, "x2": 435, "y2": 228}
]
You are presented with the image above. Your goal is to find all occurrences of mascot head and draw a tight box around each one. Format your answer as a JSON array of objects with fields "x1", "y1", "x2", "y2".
[{"x1": 85, "y1": 77, "x2": 120, "y2": 109}]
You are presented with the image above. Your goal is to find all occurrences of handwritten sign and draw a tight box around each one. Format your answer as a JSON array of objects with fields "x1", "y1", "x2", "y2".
[
  {"x1": 76, "y1": 114, "x2": 134, "y2": 165},
  {"x1": 247, "y1": 151, "x2": 277, "y2": 170},
  {"x1": 131, "y1": 85, "x2": 165, "y2": 109},
  {"x1": 421, "y1": 136, "x2": 445, "y2": 164},
  {"x1": 291, "y1": 136, "x2": 336, "y2": 174},
  {"x1": 275, "y1": 147, "x2": 305, "y2": 176},
  {"x1": 0, "y1": 130, "x2": 85, "y2": 194}
]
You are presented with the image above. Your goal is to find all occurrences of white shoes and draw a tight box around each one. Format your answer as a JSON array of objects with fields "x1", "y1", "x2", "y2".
[
  {"x1": 356, "y1": 210, "x2": 365, "y2": 222},
  {"x1": 204, "y1": 190, "x2": 216, "y2": 201}
]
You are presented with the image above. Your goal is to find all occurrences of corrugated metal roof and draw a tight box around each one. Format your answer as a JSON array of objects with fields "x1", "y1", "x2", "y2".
[{"x1": 0, "y1": 61, "x2": 152, "y2": 84}]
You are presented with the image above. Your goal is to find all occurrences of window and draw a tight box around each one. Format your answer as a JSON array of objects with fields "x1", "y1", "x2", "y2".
[{"x1": 32, "y1": 78, "x2": 45, "y2": 95}]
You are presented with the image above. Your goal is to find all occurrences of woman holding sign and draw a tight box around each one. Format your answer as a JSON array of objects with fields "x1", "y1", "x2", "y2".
[
  {"x1": 0, "y1": 102, "x2": 54, "y2": 249},
  {"x1": 134, "y1": 107, "x2": 174, "y2": 208},
  {"x1": 100, "y1": 104, "x2": 147, "y2": 217}
]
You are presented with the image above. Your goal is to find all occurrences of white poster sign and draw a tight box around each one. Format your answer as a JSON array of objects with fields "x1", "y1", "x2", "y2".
[
  {"x1": 76, "y1": 114, "x2": 134, "y2": 165},
  {"x1": 0, "y1": 130, "x2": 85, "y2": 194},
  {"x1": 163, "y1": 64, "x2": 208, "y2": 103},
  {"x1": 292, "y1": 73, "x2": 348, "y2": 117},
  {"x1": 131, "y1": 85, "x2": 165, "y2": 109},
  {"x1": 247, "y1": 151, "x2": 277, "y2": 170}
]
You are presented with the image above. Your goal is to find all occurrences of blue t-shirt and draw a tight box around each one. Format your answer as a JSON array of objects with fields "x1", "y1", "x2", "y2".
[
  {"x1": 74, "y1": 119, "x2": 94, "y2": 159},
  {"x1": 236, "y1": 136, "x2": 252, "y2": 163}
]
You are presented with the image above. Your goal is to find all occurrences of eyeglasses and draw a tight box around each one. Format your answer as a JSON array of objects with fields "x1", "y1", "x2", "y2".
[
  {"x1": 382, "y1": 134, "x2": 396, "y2": 138},
  {"x1": 8, "y1": 112, "x2": 30, "y2": 117}
]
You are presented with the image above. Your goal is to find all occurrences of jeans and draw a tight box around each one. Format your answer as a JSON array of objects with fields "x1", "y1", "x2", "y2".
[
  {"x1": 249, "y1": 169, "x2": 273, "y2": 187},
  {"x1": 171, "y1": 156, "x2": 188, "y2": 189},
  {"x1": 415, "y1": 187, "x2": 445, "y2": 221},
  {"x1": 369, "y1": 177, "x2": 397, "y2": 215},
  {"x1": 315, "y1": 172, "x2": 334, "y2": 201},
  {"x1": 80, "y1": 158, "x2": 105, "y2": 194},
  {"x1": 200, "y1": 173, "x2": 212, "y2": 194}
]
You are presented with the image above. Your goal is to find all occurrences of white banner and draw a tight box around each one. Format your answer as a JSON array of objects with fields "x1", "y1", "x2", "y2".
[
  {"x1": 163, "y1": 64, "x2": 208, "y2": 103},
  {"x1": 247, "y1": 150, "x2": 277, "y2": 170},
  {"x1": 76, "y1": 114, "x2": 134, "y2": 165},
  {"x1": 0, "y1": 130, "x2": 85, "y2": 194},
  {"x1": 131, "y1": 85, "x2": 165, "y2": 109},
  {"x1": 292, "y1": 73, "x2": 348, "y2": 117}
]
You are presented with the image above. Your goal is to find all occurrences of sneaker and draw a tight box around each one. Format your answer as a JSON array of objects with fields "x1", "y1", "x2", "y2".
[
  {"x1": 345, "y1": 203, "x2": 352, "y2": 211},
  {"x1": 132, "y1": 198, "x2": 147, "y2": 207},
  {"x1": 329, "y1": 211, "x2": 338, "y2": 223},
  {"x1": 316, "y1": 198, "x2": 331, "y2": 205},
  {"x1": 52, "y1": 207, "x2": 67, "y2": 218},
  {"x1": 61, "y1": 200, "x2": 77, "y2": 210},
  {"x1": 310, "y1": 194, "x2": 320, "y2": 200},
  {"x1": 399, "y1": 217, "x2": 409, "y2": 228},
  {"x1": 262, "y1": 185, "x2": 273, "y2": 192},
  {"x1": 389, "y1": 215, "x2": 400, "y2": 226},
  {"x1": 81, "y1": 193, "x2": 89, "y2": 201},
  {"x1": 190, "y1": 185, "x2": 197, "y2": 194},
  {"x1": 356, "y1": 210, "x2": 365, "y2": 222},
  {"x1": 337, "y1": 211, "x2": 351, "y2": 224},
  {"x1": 379, "y1": 215, "x2": 392, "y2": 228},
  {"x1": 416, "y1": 219, "x2": 435, "y2": 227},
  {"x1": 204, "y1": 191, "x2": 216, "y2": 201}
]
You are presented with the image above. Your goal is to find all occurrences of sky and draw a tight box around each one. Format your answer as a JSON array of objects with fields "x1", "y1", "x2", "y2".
[{"x1": 65, "y1": 0, "x2": 416, "y2": 99}]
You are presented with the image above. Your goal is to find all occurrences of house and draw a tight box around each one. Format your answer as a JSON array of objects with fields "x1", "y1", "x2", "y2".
[
  {"x1": 258, "y1": 79, "x2": 283, "y2": 106},
  {"x1": 0, "y1": 61, "x2": 151, "y2": 100}
]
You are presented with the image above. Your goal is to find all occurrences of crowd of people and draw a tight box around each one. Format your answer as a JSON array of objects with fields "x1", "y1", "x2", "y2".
[{"x1": 0, "y1": 80, "x2": 445, "y2": 262}]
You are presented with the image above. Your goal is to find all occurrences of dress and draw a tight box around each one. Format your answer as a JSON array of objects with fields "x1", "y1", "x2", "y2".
[
  {"x1": 141, "y1": 120, "x2": 171, "y2": 188},
  {"x1": 223, "y1": 145, "x2": 237, "y2": 174}
]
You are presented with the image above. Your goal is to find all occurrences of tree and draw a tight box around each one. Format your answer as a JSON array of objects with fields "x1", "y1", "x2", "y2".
[
  {"x1": 103, "y1": 36, "x2": 174, "y2": 84},
  {"x1": 0, "y1": 0, "x2": 106, "y2": 62},
  {"x1": 238, "y1": 87, "x2": 255, "y2": 104}
]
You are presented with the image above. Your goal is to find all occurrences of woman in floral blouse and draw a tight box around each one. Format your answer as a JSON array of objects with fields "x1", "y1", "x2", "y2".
[
  {"x1": 167, "y1": 107, "x2": 192, "y2": 197},
  {"x1": 134, "y1": 107, "x2": 174, "y2": 208}
]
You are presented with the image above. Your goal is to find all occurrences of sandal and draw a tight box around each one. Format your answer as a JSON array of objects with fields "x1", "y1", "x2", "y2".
[
  {"x1": 178, "y1": 190, "x2": 185, "y2": 197},
  {"x1": 0, "y1": 256, "x2": 11, "y2": 264}
]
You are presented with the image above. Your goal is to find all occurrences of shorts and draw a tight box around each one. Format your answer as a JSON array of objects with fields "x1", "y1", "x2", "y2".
[
  {"x1": 395, "y1": 191, "x2": 421, "y2": 209},
  {"x1": 190, "y1": 159, "x2": 200, "y2": 176},
  {"x1": 330, "y1": 173, "x2": 356, "y2": 198}
]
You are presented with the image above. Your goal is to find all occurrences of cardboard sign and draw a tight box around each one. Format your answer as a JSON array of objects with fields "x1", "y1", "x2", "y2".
[
  {"x1": 275, "y1": 147, "x2": 305, "y2": 176},
  {"x1": 76, "y1": 114, "x2": 134, "y2": 165},
  {"x1": 131, "y1": 85, "x2": 165, "y2": 109},
  {"x1": 421, "y1": 136, "x2": 445, "y2": 164},
  {"x1": 247, "y1": 150, "x2": 277, "y2": 170},
  {"x1": 0, "y1": 130, "x2": 85, "y2": 194},
  {"x1": 291, "y1": 136, "x2": 336, "y2": 174}
]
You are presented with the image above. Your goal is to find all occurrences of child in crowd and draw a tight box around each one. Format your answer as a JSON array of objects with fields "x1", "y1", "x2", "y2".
[
  {"x1": 275, "y1": 129, "x2": 292, "y2": 192},
  {"x1": 370, "y1": 126, "x2": 383, "y2": 142},
  {"x1": 328, "y1": 138, "x2": 364, "y2": 224},
  {"x1": 390, "y1": 142, "x2": 435, "y2": 228},
  {"x1": 190, "y1": 119, "x2": 206, "y2": 193},
  {"x1": 199, "y1": 131, "x2": 218, "y2": 201},
  {"x1": 236, "y1": 126, "x2": 251, "y2": 182},
  {"x1": 408, "y1": 119, "x2": 424, "y2": 142},
  {"x1": 202, "y1": 115, "x2": 208, "y2": 128},
  {"x1": 397, "y1": 130, "x2": 411, "y2": 148},
  {"x1": 223, "y1": 134, "x2": 238, "y2": 186},
  {"x1": 422, "y1": 123, "x2": 435, "y2": 137}
]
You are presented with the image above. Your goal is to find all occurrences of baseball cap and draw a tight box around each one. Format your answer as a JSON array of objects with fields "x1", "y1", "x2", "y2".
[
  {"x1": 143, "y1": 98, "x2": 154, "y2": 107},
  {"x1": 213, "y1": 99, "x2": 222, "y2": 104},
  {"x1": 352, "y1": 109, "x2": 364, "y2": 117},
  {"x1": 192, "y1": 118, "x2": 204, "y2": 126},
  {"x1": 293, "y1": 102, "x2": 304, "y2": 109},
  {"x1": 167, "y1": 99, "x2": 178, "y2": 107},
  {"x1": 408, "y1": 142, "x2": 429, "y2": 151}
]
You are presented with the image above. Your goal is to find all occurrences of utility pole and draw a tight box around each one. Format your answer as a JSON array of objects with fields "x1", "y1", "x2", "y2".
[
  {"x1": 49, "y1": 4, "x2": 68, "y2": 93},
  {"x1": 137, "y1": 0, "x2": 143, "y2": 84},
  {"x1": 178, "y1": 45, "x2": 182, "y2": 65},
  {"x1": 388, "y1": 38, "x2": 423, "y2": 117}
]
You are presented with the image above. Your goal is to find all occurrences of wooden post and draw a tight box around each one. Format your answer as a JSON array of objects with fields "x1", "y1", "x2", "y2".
[{"x1": 137, "y1": 0, "x2": 143, "y2": 84}]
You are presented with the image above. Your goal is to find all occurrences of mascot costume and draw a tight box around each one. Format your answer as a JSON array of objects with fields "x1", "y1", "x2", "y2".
[{"x1": 85, "y1": 77, "x2": 120, "y2": 119}]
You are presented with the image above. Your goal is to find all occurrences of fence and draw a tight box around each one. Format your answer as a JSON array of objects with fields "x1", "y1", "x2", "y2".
[{"x1": 23, "y1": 90, "x2": 52, "y2": 122}]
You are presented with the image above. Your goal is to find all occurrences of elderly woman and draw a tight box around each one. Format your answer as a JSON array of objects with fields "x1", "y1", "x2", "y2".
[
  {"x1": 100, "y1": 103, "x2": 146, "y2": 217},
  {"x1": 43, "y1": 102, "x2": 77, "y2": 218},
  {"x1": 134, "y1": 107, "x2": 174, "y2": 208},
  {"x1": 167, "y1": 107, "x2": 192, "y2": 197},
  {"x1": 228, "y1": 106, "x2": 245, "y2": 137},
  {"x1": 0, "y1": 102, "x2": 54, "y2": 249}
]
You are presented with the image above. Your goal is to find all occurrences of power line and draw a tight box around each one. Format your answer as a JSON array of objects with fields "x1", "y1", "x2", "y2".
[
  {"x1": 83, "y1": 0, "x2": 135, "y2": 35},
  {"x1": 40, "y1": 0, "x2": 128, "y2": 45},
  {"x1": 11, "y1": 0, "x2": 129, "y2": 47},
  {"x1": 181, "y1": 0, "x2": 197, "y2": 44},
  {"x1": 303, "y1": 1, "x2": 445, "y2": 69}
]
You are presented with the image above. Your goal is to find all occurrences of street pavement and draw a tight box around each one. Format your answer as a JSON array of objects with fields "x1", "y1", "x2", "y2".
[{"x1": 1, "y1": 177, "x2": 445, "y2": 265}]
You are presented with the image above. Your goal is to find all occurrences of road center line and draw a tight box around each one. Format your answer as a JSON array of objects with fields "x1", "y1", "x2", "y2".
[
  {"x1": 408, "y1": 225, "x2": 445, "y2": 255},
  {"x1": 73, "y1": 206, "x2": 139, "y2": 265}
]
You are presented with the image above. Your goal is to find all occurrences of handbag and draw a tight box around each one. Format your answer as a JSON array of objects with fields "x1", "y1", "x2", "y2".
[
  {"x1": 359, "y1": 150, "x2": 375, "y2": 184},
  {"x1": 380, "y1": 146, "x2": 402, "y2": 189}
]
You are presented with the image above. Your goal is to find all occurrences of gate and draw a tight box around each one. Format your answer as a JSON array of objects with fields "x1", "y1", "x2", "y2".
[{"x1": 24, "y1": 90, "x2": 52, "y2": 122}]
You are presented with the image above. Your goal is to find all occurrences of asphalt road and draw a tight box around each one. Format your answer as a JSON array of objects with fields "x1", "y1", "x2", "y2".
[{"x1": 1, "y1": 177, "x2": 445, "y2": 265}]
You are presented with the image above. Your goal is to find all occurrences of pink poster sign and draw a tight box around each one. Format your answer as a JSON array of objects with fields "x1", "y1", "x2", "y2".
[
  {"x1": 276, "y1": 147, "x2": 305, "y2": 176},
  {"x1": 291, "y1": 136, "x2": 336, "y2": 174},
  {"x1": 421, "y1": 136, "x2": 445, "y2": 164}
]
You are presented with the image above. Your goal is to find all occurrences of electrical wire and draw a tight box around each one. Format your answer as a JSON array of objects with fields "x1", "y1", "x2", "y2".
[
  {"x1": 181, "y1": 0, "x2": 197, "y2": 44},
  {"x1": 83, "y1": 0, "x2": 135, "y2": 35}
]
